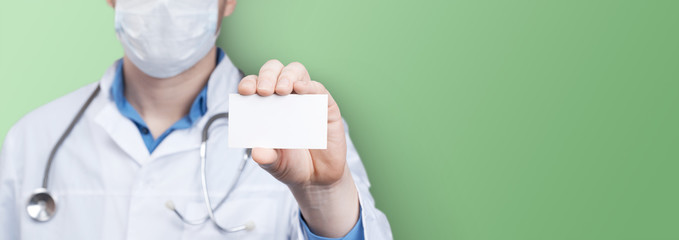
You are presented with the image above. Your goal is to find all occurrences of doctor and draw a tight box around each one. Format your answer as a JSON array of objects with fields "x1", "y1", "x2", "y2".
[{"x1": 0, "y1": 0, "x2": 392, "y2": 239}]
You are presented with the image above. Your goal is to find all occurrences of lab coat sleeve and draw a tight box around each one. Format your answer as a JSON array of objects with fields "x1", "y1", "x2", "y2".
[
  {"x1": 290, "y1": 119, "x2": 392, "y2": 239},
  {"x1": 0, "y1": 127, "x2": 20, "y2": 239}
]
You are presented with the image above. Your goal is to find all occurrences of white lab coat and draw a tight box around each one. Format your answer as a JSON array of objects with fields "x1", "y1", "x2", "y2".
[{"x1": 0, "y1": 54, "x2": 392, "y2": 239}]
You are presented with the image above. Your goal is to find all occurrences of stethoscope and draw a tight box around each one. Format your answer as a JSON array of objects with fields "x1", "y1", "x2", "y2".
[{"x1": 27, "y1": 77, "x2": 255, "y2": 233}]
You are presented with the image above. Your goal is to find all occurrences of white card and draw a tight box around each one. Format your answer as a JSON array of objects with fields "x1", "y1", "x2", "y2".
[{"x1": 228, "y1": 94, "x2": 328, "y2": 149}]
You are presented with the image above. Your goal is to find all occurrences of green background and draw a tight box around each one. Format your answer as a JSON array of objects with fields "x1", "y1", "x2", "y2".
[{"x1": 1, "y1": 0, "x2": 678, "y2": 239}]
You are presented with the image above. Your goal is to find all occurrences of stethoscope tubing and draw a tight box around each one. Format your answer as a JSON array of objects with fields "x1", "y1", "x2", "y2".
[
  {"x1": 29, "y1": 70, "x2": 254, "y2": 231},
  {"x1": 199, "y1": 113, "x2": 254, "y2": 232},
  {"x1": 42, "y1": 86, "x2": 101, "y2": 189}
]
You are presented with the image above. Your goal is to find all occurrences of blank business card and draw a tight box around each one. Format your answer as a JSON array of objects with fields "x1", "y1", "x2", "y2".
[{"x1": 228, "y1": 94, "x2": 328, "y2": 149}]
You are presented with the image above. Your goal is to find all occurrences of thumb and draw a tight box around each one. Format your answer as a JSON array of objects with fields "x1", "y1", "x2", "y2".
[{"x1": 251, "y1": 148, "x2": 280, "y2": 171}]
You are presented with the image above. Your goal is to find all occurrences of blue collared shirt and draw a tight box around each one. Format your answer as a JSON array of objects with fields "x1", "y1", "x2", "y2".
[
  {"x1": 111, "y1": 48, "x2": 364, "y2": 239},
  {"x1": 111, "y1": 49, "x2": 225, "y2": 153}
]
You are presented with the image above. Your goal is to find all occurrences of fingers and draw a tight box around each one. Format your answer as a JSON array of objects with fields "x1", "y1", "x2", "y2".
[
  {"x1": 238, "y1": 60, "x2": 312, "y2": 96},
  {"x1": 276, "y1": 62, "x2": 310, "y2": 95},
  {"x1": 293, "y1": 80, "x2": 326, "y2": 95},
  {"x1": 294, "y1": 80, "x2": 338, "y2": 107},
  {"x1": 256, "y1": 60, "x2": 285, "y2": 96},
  {"x1": 238, "y1": 75, "x2": 258, "y2": 95},
  {"x1": 251, "y1": 147, "x2": 279, "y2": 168}
]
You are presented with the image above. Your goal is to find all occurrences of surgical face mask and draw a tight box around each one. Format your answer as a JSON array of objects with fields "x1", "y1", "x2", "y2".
[{"x1": 115, "y1": 0, "x2": 219, "y2": 78}]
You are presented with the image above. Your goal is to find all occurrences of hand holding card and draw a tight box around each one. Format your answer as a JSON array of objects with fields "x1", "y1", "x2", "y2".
[{"x1": 236, "y1": 60, "x2": 359, "y2": 237}]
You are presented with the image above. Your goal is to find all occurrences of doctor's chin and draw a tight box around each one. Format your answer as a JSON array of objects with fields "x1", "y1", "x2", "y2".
[{"x1": 0, "y1": 0, "x2": 392, "y2": 239}]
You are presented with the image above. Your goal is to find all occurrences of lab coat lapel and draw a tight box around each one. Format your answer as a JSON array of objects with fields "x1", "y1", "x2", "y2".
[
  {"x1": 95, "y1": 104, "x2": 151, "y2": 165},
  {"x1": 93, "y1": 61, "x2": 151, "y2": 166}
]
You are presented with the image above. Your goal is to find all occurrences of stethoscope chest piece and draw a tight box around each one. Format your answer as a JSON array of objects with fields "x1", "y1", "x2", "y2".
[{"x1": 26, "y1": 188, "x2": 56, "y2": 222}]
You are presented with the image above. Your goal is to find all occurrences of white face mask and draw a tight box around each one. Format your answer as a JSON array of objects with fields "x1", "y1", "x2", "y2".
[{"x1": 115, "y1": 0, "x2": 219, "y2": 78}]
